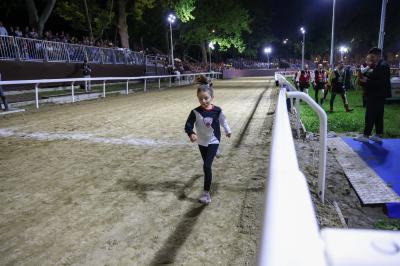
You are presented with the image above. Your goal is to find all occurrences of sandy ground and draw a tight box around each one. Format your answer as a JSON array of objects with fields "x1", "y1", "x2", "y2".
[
  {"x1": 0, "y1": 78, "x2": 277, "y2": 265},
  {"x1": 292, "y1": 127, "x2": 388, "y2": 229}
]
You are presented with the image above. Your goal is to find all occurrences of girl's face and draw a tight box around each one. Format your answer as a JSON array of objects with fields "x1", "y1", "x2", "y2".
[{"x1": 197, "y1": 90, "x2": 214, "y2": 109}]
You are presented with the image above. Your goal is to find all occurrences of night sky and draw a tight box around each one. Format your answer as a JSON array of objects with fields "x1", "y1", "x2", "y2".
[{"x1": 270, "y1": 0, "x2": 400, "y2": 49}]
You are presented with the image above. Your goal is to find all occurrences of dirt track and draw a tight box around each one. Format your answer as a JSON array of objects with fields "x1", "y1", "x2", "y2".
[{"x1": 0, "y1": 78, "x2": 277, "y2": 265}]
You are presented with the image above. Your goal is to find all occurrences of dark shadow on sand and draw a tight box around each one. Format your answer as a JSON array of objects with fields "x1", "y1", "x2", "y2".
[{"x1": 149, "y1": 204, "x2": 206, "y2": 265}]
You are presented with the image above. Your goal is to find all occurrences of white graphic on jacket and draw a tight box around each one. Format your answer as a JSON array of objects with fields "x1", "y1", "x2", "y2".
[
  {"x1": 203, "y1": 117, "x2": 213, "y2": 128},
  {"x1": 185, "y1": 105, "x2": 231, "y2": 147}
]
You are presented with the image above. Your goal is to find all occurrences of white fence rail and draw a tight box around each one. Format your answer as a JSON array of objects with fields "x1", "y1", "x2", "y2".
[
  {"x1": 258, "y1": 87, "x2": 327, "y2": 266},
  {"x1": 258, "y1": 75, "x2": 400, "y2": 266},
  {"x1": 0, "y1": 72, "x2": 221, "y2": 109}
]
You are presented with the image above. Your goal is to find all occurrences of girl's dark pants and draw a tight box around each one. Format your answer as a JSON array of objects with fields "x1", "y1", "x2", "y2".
[{"x1": 198, "y1": 144, "x2": 219, "y2": 191}]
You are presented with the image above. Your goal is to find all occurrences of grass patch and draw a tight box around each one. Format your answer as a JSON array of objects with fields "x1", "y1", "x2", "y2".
[
  {"x1": 287, "y1": 78, "x2": 400, "y2": 138},
  {"x1": 374, "y1": 218, "x2": 400, "y2": 230}
]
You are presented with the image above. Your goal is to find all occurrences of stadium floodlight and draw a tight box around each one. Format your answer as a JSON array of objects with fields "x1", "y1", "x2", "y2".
[
  {"x1": 167, "y1": 14, "x2": 176, "y2": 68},
  {"x1": 264, "y1": 47, "x2": 272, "y2": 69},
  {"x1": 339, "y1": 46, "x2": 349, "y2": 61},
  {"x1": 209, "y1": 42, "x2": 215, "y2": 72},
  {"x1": 300, "y1": 27, "x2": 306, "y2": 69}
]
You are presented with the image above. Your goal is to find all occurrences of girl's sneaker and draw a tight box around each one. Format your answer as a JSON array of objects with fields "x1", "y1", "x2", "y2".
[{"x1": 199, "y1": 191, "x2": 211, "y2": 204}]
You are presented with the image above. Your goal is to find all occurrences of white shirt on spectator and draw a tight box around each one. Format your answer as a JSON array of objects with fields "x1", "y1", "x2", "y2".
[{"x1": 0, "y1": 26, "x2": 8, "y2": 36}]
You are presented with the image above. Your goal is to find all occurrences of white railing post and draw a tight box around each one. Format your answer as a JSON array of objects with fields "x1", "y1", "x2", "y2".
[
  {"x1": 158, "y1": 78, "x2": 161, "y2": 90},
  {"x1": 35, "y1": 83, "x2": 39, "y2": 109},
  {"x1": 144, "y1": 78, "x2": 147, "y2": 92},
  {"x1": 71, "y1": 82, "x2": 75, "y2": 103},
  {"x1": 103, "y1": 80, "x2": 106, "y2": 98},
  {"x1": 126, "y1": 80, "x2": 129, "y2": 95},
  {"x1": 286, "y1": 91, "x2": 327, "y2": 203},
  {"x1": 295, "y1": 98, "x2": 301, "y2": 138},
  {"x1": 169, "y1": 77, "x2": 171, "y2": 87}
]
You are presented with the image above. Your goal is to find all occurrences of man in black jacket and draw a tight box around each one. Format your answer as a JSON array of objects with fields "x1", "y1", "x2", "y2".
[{"x1": 354, "y1": 47, "x2": 391, "y2": 143}]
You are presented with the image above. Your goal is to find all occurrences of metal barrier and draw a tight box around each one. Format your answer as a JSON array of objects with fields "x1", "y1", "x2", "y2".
[
  {"x1": 0, "y1": 36, "x2": 17, "y2": 60},
  {"x1": 0, "y1": 36, "x2": 145, "y2": 65},
  {"x1": 258, "y1": 77, "x2": 400, "y2": 266},
  {"x1": 0, "y1": 71, "x2": 221, "y2": 109},
  {"x1": 276, "y1": 73, "x2": 327, "y2": 202},
  {"x1": 258, "y1": 87, "x2": 327, "y2": 266}
]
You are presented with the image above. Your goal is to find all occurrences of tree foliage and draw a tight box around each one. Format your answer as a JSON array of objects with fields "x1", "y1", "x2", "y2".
[
  {"x1": 174, "y1": 0, "x2": 196, "y2": 23},
  {"x1": 179, "y1": 0, "x2": 251, "y2": 53},
  {"x1": 55, "y1": 0, "x2": 114, "y2": 40}
]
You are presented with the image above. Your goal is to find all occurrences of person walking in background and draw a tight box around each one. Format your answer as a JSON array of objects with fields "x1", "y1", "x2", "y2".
[
  {"x1": 320, "y1": 65, "x2": 334, "y2": 105},
  {"x1": 81, "y1": 59, "x2": 92, "y2": 92},
  {"x1": 298, "y1": 70, "x2": 311, "y2": 94},
  {"x1": 328, "y1": 61, "x2": 353, "y2": 113},
  {"x1": 313, "y1": 64, "x2": 327, "y2": 103},
  {"x1": 184, "y1": 75, "x2": 232, "y2": 204},
  {"x1": 0, "y1": 73, "x2": 9, "y2": 112},
  {"x1": 354, "y1": 48, "x2": 391, "y2": 143}
]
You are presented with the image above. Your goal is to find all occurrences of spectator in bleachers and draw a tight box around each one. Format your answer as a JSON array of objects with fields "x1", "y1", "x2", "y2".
[
  {"x1": 0, "y1": 21, "x2": 8, "y2": 36},
  {"x1": 28, "y1": 28, "x2": 38, "y2": 39},
  {"x1": 14, "y1": 26, "x2": 23, "y2": 37},
  {"x1": 23, "y1": 26, "x2": 30, "y2": 38}
]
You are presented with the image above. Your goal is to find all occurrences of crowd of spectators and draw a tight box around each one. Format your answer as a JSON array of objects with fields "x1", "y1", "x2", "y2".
[{"x1": 0, "y1": 21, "x2": 118, "y2": 48}]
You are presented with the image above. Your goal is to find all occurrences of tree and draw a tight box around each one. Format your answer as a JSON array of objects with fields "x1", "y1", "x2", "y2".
[
  {"x1": 177, "y1": 0, "x2": 251, "y2": 63},
  {"x1": 55, "y1": 0, "x2": 115, "y2": 41},
  {"x1": 25, "y1": 0, "x2": 57, "y2": 38},
  {"x1": 116, "y1": 0, "x2": 156, "y2": 48}
]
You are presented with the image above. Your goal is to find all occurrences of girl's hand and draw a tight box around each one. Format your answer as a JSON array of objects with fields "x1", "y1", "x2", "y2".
[
  {"x1": 189, "y1": 134, "x2": 197, "y2": 143},
  {"x1": 226, "y1": 133, "x2": 231, "y2": 138}
]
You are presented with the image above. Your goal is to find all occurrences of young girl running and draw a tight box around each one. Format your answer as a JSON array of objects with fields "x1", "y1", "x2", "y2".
[{"x1": 184, "y1": 76, "x2": 231, "y2": 204}]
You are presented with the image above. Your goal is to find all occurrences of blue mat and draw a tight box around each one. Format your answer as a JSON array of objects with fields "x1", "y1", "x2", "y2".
[{"x1": 342, "y1": 137, "x2": 400, "y2": 218}]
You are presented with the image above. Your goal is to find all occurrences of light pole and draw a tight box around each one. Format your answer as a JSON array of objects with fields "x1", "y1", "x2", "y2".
[
  {"x1": 329, "y1": 0, "x2": 336, "y2": 67},
  {"x1": 264, "y1": 47, "x2": 272, "y2": 69},
  {"x1": 283, "y1": 38, "x2": 289, "y2": 61},
  {"x1": 167, "y1": 14, "x2": 176, "y2": 69},
  {"x1": 339, "y1": 46, "x2": 348, "y2": 61},
  {"x1": 208, "y1": 42, "x2": 215, "y2": 72},
  {"x1": 300, "y1": 27, "x2": 306, "y2": 70},
  {"x1": 378, "y1": 0, "x2": 388, "y2": 53}
]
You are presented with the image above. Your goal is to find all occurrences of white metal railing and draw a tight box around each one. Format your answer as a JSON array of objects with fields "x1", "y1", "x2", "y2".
[
  {"x1": 0, "y1": 72, "x2": 221, "y2": 109},
  {"x1": 0, "y1": 36, "x2": 145, "y2": 65},
  {"x1": 276, "y1": 73, "x2": 328, "y2": 202},
  {"x1": 259, "y1": 76, "x2": 400, "y2": 266}
]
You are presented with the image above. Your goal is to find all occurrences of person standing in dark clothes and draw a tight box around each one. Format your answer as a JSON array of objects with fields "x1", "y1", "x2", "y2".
[
  {"x1": 81, "y1": 59, "x2": 92, "y2": 92},
  {"x1": 0, "y1": 73, "x2": 9, "y2": 111},
  {"x1": 354, "y1": 48, "x2": 391, "y2": 143},
  {"x1": 329, "y1": 61, "x2": 353, "y2": 112}
]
